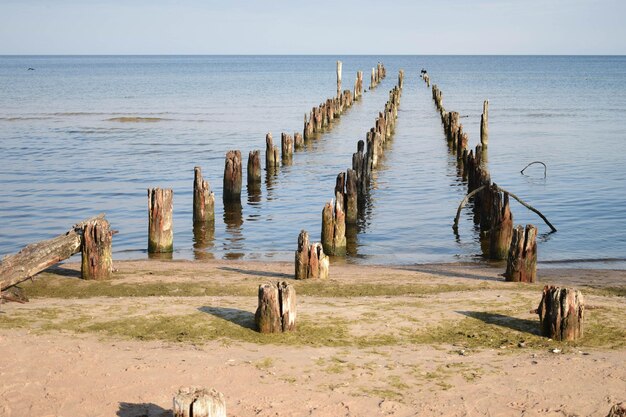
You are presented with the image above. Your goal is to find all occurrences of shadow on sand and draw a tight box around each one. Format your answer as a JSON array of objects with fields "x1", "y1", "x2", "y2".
[
  {"x1": 198, "y1": 306, "x2": 256, "y2": 330},
  {"x1": 117, "y1": 402, "x2": 170, "y2": 417},
  {"x1": 457, "y1": 311, "x2": 540, "y2": 335},
  {"x1": 217, "y1": 266, "x2": 292, "y2": 280}
]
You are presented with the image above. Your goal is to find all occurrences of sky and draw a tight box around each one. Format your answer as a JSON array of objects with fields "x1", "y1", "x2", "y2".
[{"x1": 0, "y1": 0, "x2": 624, "y2": 55}]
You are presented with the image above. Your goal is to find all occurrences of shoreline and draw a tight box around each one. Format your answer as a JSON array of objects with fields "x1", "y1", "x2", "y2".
[{"x1": 1, "y1": 258, "x2": 624, "y2": 416}]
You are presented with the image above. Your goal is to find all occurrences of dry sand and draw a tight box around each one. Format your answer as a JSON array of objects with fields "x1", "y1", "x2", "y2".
[{"x1": 1, "y1": 259, "x2": 624, "y2": 417}]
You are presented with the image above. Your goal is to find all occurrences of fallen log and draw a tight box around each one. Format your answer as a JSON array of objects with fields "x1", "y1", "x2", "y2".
[{"x1": 0, "y1": 214, "x2": 105, "y2": 291}]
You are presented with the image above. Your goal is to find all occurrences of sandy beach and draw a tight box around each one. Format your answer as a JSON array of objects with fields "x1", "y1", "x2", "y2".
[{"x1": 1, "y1": 259, "x2": 624, "y2": 417}]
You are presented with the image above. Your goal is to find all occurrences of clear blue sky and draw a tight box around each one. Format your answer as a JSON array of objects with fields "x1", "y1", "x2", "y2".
[{"x1": 1, "y1": 0, "x2": 624, "y2": 55}]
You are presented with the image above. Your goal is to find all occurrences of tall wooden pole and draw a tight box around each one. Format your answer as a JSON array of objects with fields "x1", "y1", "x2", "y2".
[
  {"x1": 480, "y1": 99, "x2": 489, "y2": 147},
  {"x1": 336, "y1": 60, "x2": 342, "y2": 98}
]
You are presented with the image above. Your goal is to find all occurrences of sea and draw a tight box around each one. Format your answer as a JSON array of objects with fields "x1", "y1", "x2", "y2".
[{"x1": 1, "y1": 55, "x2": 625, "y2": 268}]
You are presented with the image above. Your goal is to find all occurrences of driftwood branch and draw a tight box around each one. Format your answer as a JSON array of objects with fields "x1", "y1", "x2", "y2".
[
  {"x1": 453, "y1": 186, "x2": 556, "y2": 233},
  {"x1": 521, "y1": 161, "x2": 547, "y2": 178},
  {"x1": 0, "y1": 214, "x2": 105, "y2": 291}
]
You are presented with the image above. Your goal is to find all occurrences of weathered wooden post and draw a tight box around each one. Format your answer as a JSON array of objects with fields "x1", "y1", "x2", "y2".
[
  {"x1": 536, "y1": 286, "x2": 584, "y2": 341},
  {"x1": 173, "y1": 387, "x2": 226, "y2": 417},
  {"x1": 265, "y1": 132, "x2": 279, "y2": 171},
  {"x1": 480, "y1": 99, "x2": 489, "y2": 147},
  {"x1": 294, "y1": 132, "x2": 304, "y2": 150},
  {"x1": 488, "y1": 190, "x2": 513, "y2": 260},
  {"x1": 370, "y1": 67, "x2": 375, "y2": 89},
  {"x1": 281, "y1": 132, "x2": 293, "y2": 164},
  {"x1": 223, "y1": 150, "x2": 242, "y2": 202},
  {"x1": 504, "y1": 224, "x2": 538, "y2": 283},
  {"x1": 295, "y1": 230, "x2": 310, "y2": 279},
  {"x1": 398, "y1": 69, "x2": 404, "y2": 90},
  {"x1": 81, "y1": 218, "x2": 112, "y2": 280},
  {"x1": 336, "y1": 60, "x2": 342, "y2": 97},
  {"x1": 255, "y1": 281, "x2": 296, "y2": 333},
  {"x1": 309, "y1": 243, "x2": 329, "y2": 279},
  {"x1": 321, "y1": 198, "x2": 346, "y2": 256},
  {"x1": 247, "y1": 150, "x2": 262, "y2": 188},
  {"x1": 193, "y1": 166, "x2": 215, "y2": 224},
  {"x1": 345, "y1": 169, "x2": 358, "y2": 224},
  {"x1": 355, "y1": 71, "x2": 363, "y2": 100},
  {"x1": 148, "y1": 188, "x2": 173, "y2": 253},
  {"x1": 303, "y1": 113, "x2": 314, "y2": 141}
]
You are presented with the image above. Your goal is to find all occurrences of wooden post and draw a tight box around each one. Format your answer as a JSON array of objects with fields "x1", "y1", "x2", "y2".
[
  {"x1": 488, "y1": 190, "x2": 513, "y2": 260},
  {"x1": 81, "y1": 218, "x2": 113, "y2": 280},
  {"x1": 304, "y1": 113, "x2": 314, "y2": 141},
  {"x1": 295, "y1": 230, "x2": 310, "y2": 280},
  {"x1": 536, "y1": 286, "x2": 584, "y2": 341},
  {"x1": 265, "y1": 132, "x2": 279, "y2": 171},
  {"x1": 505, "y1": 224, "x2": 538, "y2": 283},
  {"x1": 480, "y1": 99, "x2": 489, "y2": 147},
  {"x1": 193, "y1": 166, "x2": 215, "y2": 224},
  {"x1": 173, "y1": 387, "x2": 226, "y2": 417},
  {"x1": 294, "y1": 132, "x2": 304, "y2": 150},
  {"x1": 148, "y1": 188, "x2": 173, "y2": 253},
  {"x1": 309, "y1": 243, "x2": 329, "y2": 279},
  {"x1": 223, "y1": 150, "x2": 242, "y2": 202},
  {"x1": 247, "y1": 150, "x2": 262, "y2": 187},
  {"x1": 370, "y1": 67, "x2": 375, "y2": 89},
  {"x1": 398, "y1": 69, "x2": 404, "y2": 90},
  {"x1": 336, "y1": 60, "x2": 342, "y2": 98},
  {"x1": 281, "y1": 132, "x2": 293, "y2": 164},
  {"x1": 255, "y1": 281, "x2": 296, "y2": 333},
  {"x1": 345, "y1": 169, "x2": 358, "y2": 224},
  {"x1": 321, "y1": 197, "x2": 346, "y2": 256}
]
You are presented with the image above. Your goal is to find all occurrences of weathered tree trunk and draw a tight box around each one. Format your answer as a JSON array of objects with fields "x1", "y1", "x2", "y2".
[
  {"x1": 488, "y1": 191, "x2": 514, "y2": 260},
  {"x1": 295, "y1": 230, "x2": 310, "y2": 280},
  {"x1": 255, "y1": 281, "x2": 296, "y2": 333},
  {"x1": 281, "y1": 132, "x2": 293, "y2": 164},
  {"x1": 0, "y1": 214, "x2": 106, "y2": 291},
  {"x1": 505, "y1": 224, "x2": 538, "y2": 283},
  {"x1": 536, "y1": 285, "x2": 584, "y2": 341},
  {"x1": 223, "y1": 150, "x2": 242, "y2": 202},
  {"x1": 265, "y1": 133, "x2": 279, "y2": 171},
  {"x1": 480, "y1": 99, "x2": 489, "y2": 147},
  {"x1": 148, "y1": 188, "x2": 173, "y2": 253},
  {"x1": 173, "y1": 387, "x2": 226, "y2": 417},
  {"x1": 81, "y1": 218, "x2": 113, "y2": 280},
  {"x1": 193, "y1": 166, "x2": 215, "y2": 224},
  {"x1": 336, "y1": 60, "x2": 342, "y2": 97},
  {"x1": 345, "y1": 169, "x2": 358, "y2": 224},
  {"x1": 247, "y1": 150, "x2": 262, "y2": 187}
]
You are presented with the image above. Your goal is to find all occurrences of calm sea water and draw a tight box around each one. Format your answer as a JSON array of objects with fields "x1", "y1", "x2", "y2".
[{"x1": 1, "y1": 55, "x2": 625, "y2": 268}]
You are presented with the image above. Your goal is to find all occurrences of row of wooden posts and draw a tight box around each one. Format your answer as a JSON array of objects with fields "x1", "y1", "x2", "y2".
[
  {"x1": 370, "y1": 62, "x2": 386, "y2": 90},
  {"x1": 428, "y1": 74, "x2": 583, "y2": 341}
]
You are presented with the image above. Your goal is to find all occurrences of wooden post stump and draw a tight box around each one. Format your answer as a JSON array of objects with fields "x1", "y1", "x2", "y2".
[
  {"x1": 81, "y1": 218, "x2": 112, "y2": 280},
  {"x1": 536, "y1": 285, "x2": 584, "y2": 341},
  {"x1": 345, "y1": 169, "x2": 358, "y2": 224},
  {"x1": 304, "y1": 113, "x2": 314, "y2": 141},
  {"x1": 193, "y1": 166, "x2": 215, "y2": 224},
  {"x1": 336, "y1": 60, "x2": 342, "y2": 97},
  {"x1": 295, "y1": 230, "x2": 310, "y2": 279},
  {"x1": 480, "y1": 99, "x2": 489, "y2": 147},
  {"x1": 173, "y1": 387, "x2": 226, "y2": 417},
  {"x1": 504, "y1": 224, "x2": 538, "y2": 283},
  {"x1": 148, "y1": 188, "x2": 173, "y2": 253},
  {"x1": 255, "y1": 281, "x2": 296, "y2": 333},
  {"x1": 321, "y1": 198, "x2": 346, "y2": 256},
  {"x1": 281, "y1": 132, "x2": 293, "y2": 164},
  {"x1": 488, "y1": 191, "x2": 513, "y2": 260},
  {"x1": 294, "y1": 132, "x2": 304, "y2": 150},
  {"x1": 265, "y1": 133, "x2": 279, "y2": 171},
  {"x1": 247, "y1": 150, "x2": 262, "y2": 188},
  {"x1": 223, "y1": 150, "x2": 242, "y2": 202},
  {"x1": 310, "y1": 243, "x2": 329, "y2": 279}
]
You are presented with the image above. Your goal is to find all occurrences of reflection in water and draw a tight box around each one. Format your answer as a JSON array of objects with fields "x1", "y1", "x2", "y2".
[
  {"x1": 223, "y1": 201, "x2": 244, "y2": 260},
  {"x1": 148, "y1": 251, "x2": 173, "y2": 260},
  {"x1": 193, "y1": 221, "x2": 215, "y2": 260},
  {"x1": 265, "y1": 168, "x2": 279, "y2": 201},
  {"x1": 247, "y1": 182, "x2": 262, "y2": 204}
]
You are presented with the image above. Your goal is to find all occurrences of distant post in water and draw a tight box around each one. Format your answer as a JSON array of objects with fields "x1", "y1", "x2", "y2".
[
  {"x1": 294, "y1": 132, "x2": 304, "y2": 150},
  {"x1": 281, "y1": 132, "x2": 293, "y2": 164},
  {"x1": 223, "y1": 150, "x2": 242, "y2": 202},
  {"x1": 247, "y1": 150, "x2": 262, "y2": 187},
  {"x1": 265, "y1": 132, "x2": 279, "y2": 171},
  {"x1": 81, "y1": 217, "x2": 112, "y2": 280},
  {"x1": 336, "y1": 60, "x2": 342, "y2": 97},
  {"x1": 148, "y1": 187, "x2": 173, "y2": 253},
  {"x1": 345, "y1": 169, "x2": 358, "y2": 223},
  {"x1": 193, "y1": 166, "x2": 215, "y2": 224},
  {"x1": 480, "y1": 99, "x2": 489, "y2": 147}
]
